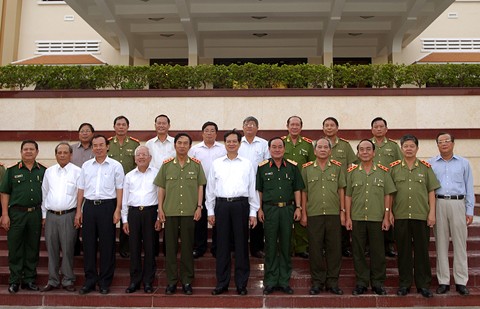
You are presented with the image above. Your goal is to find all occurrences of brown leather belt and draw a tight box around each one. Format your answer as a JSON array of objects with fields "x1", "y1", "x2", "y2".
[
  {"x1": 48, "y1": 208, "x2": 76, "y2": 215},
  {"x1": 269, "y1": 201, "x2": 295, "y2": 207},
  {"x1": 10, "y1": 205, "x2": 40, "y2": 212},
  {"x1": 128, "y1": 205, "x2": 157, "y2": 211}
]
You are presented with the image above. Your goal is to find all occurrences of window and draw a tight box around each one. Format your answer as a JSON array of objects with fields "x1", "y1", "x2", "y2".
[
  {"x1": 35, "y1": 41, "x2": 101, "y2": 54},
  {"x1": 422, "y1": 38, "x2": 480, "y2": 52}
]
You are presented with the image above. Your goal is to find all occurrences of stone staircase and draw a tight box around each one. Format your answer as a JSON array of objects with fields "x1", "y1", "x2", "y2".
[{"x1": 1, "y1": 219, "x2": 480, "y2": 308}]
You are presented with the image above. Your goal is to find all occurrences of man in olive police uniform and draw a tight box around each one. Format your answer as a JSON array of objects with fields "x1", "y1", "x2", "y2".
[
  {"x1": 1, "y1": 140, "x2": 46, "y2": 294},
  {"x1": 108, "y1": 115, "x2": 140, "y2": 258}
]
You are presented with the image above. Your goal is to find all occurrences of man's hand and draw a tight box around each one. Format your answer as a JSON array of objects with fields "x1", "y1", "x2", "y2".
[
  {"x1": 345, "y1": 218, "x2": 352, "y2": 231},
  {"x1": 158, "y1": 209, "x2": 166, "y2": 223},
  {"x1": 1, "y1": 215, "x2": 10, "y2": 231},
  {"x1": 300, "y1": 214, "x2": 307, "y2": 227},
  {"x1": 123, "y1": 223, "x2": 130, "y2": 235},
  {"x1": 42, "y1": 218, "x2": 46, "y2": 229},
  {"x1": 293, "y1": 208, "x2": 302, "y2": 221},
  {"x1": 467, "y1": 215, "x2": 474, "y2": 226},
  {"x1": 208, "y1": 215, "x2": 215, "y2": 226},
  {"x1": 74, "y1": 212, "x2": 82, "y2": 229},
  {"x1": 194, "y1": 207, "x2": 202, "y2": 221},
  {"x1": 154, "y1": 219, "x2": 162, "y2": 231},
  {"x1": 113, "y1": 209, "x2": 121, "y2": 225},
  {"x1": 427, "y1": 213, "x2": 436, "y2": 228},
  {"x1": 382, "y1": 217, "x2": 391, "y2": 231},
  {"x1": 249, "y1": 216, "x2": 257, "y2": 229},
  {"x1": 258, "y1": 209, "x2": 265, "y2": 223}
]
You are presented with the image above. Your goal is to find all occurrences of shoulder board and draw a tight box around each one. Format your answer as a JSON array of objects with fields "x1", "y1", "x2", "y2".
[
  {"x1": 163, "y1": 157, "x2": 174, "y2": 164},
  {"x1": 420, "y1": 160, "x2": 432, "y2": 168},
  {"x1": 389, "y1": 160, "x2": 401, "y2": 168},
  {"x1": 347, "y1": 164, "x2": 358, "y2": 173},
  {"x1": 330, "y1": 159, "x2": 342, "y2": 167},
  {"x1": 8, "y1": 162, "x2": 20, "y2": 169},
  {"x1": 286, "y1": 159, "x2": 298, "y2": 166},
  {"x1": 0, "y1": 162, "x2": 4, "y2": 166},
  {"x1": 37, "y1": 162, "x2": 47, "y2": 168},
  {"x1": 107, "y1": 136, "x2": 114, "y2": 141},
  {"x1": 377, "y1": 164, "x2": 389, "y2": 172},
  {"x1": 388, "y1": 138, "x2": 398, "y2": 143},
  {"x1": 339, "y1": 137, "x2": 350, "y2": 143},
  {"x1": 130, "y1": 136, "x2": 140, "y2": 143},
  {"x1": 301, "y1": 136, "x2": 313, "y2": 143},
  {"x1": 302, "y1": 161, "x2": 313, "y2": 168},
  {"x1": 281, "y1": 136, "x2": 287, "y2": 140},
  {"x1": 258, "y1": 159, "x2": 269, "y2": 167},
  {"x1": 191, "y1": 157, "x2": 201, "y2": 165}
]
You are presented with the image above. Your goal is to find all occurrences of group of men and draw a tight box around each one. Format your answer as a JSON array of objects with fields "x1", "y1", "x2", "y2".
[{"x1": 0, "y1": 114, "x2": 474, "y2": 299}]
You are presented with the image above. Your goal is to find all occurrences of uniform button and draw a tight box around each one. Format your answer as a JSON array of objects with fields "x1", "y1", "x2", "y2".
[
  {"x1": 180, "y1": 177, "x2": 183, "y2": 179},
  {"x1": 120, "y1": 154, "x2": 123, "y2": 156},
  {"x1": 322, "y1": 186, "x2": 324, "y2": 189},
  {"x1": 279, "y1": 196, "x2": 282, "y2": 199},
  {"x1": 366, "y1": 183, "x2": 369, "y2": 186},
  {"x1": 31, "y1": 189, "x2": 33, "y2": 192},
  {"x1": 366, "y1": 191, "x2": 368, "y2": 194},
  {"x1": 409, "y1": 205, "x2": 411, "y2": 208},
  {"x1": 180, "y1": 202, "x2": 183, "y2": 205},
  {"x1": 120, "y1": 160, "x2": 123, "y2": 163},
  {"x1": 31, "y1": 198, "x2": 34, "y2": 201},
  {"x1": 180, "y1": 186, "x2": 183, "y2": 188},
  {"x1": 409, "y1": 196, "x2": 411, "y2": 199},
  {"x1": 409, "y1": 179, "x2": 411, "y2": 181},
  {"x1": 409, "y1": 188, "x2": 411, "y2": 190},
  {"x1": 365, "y1": 199, "x2": 368, "y2": 202},
  {"x1": 365, "y1": 207, "x2": 368, "y2": 210},
  {"x1": 181, "y1": 210, "x2": 184, "y2": 214},
  {"x1": 180, "y1": 194, "x2": 183, "y2": 197},
  {"x1": 30, "y1": 180, "x2": 32, "y2": 183},
  {"x1": 279, "y1": 187, "x2": 282, "y2": 189}
]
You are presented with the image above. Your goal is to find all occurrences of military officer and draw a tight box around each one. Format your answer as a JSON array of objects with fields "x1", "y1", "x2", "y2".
[
  {"x1": 1, "y1": 140, "x2": 46, "y2": 293},
  {"x1": 389, "y1": 134, "x2": 439, "y2": 298},
  {"x1": 257, "y1": 137, "x2": 304, "y2": 295},
  {"x1": 371, "y1": 116, "x2": 402, "y2": 258},
  {"x1": 300, "y1": 137, "x2": 346, "y2": 295},
  {"x1": 345, "y1": 139, "x2": 396, "y2": 296},
  {"x1": 282, "y1": 115, "x2": 315, "y2": 259},
  {"x1": 108, "y1": 115, "x2": 140, "y2": 258}
]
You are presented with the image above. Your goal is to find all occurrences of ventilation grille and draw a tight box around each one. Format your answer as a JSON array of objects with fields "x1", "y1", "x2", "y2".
[
  {"x1": 422, "y1": 38, "x2": 480, "y2": 52},
  {"x1": 35, "y1": 41, "x2": 101, "y2": 54}
]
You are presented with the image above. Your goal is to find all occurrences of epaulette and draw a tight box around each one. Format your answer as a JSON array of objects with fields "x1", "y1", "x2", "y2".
[
  {"x1": 420, "y1": 160, "x2": 432, "y2": 168},
  {"x1": 258, "y1": 159, "x2": 269, "y2": 167},
  {"x1": 8, "y1": 162, "x2": 20, "y2": 169},
  {"x1": 107, "y1": 136, "x2": 114, "y2": 141},
  {"x1": 37, "y1": 162, "x2": 47, "y2": 168},
  {"x1": 191, "y1": 157, "x2": 201, "y2": 165},
  {"x1": 339, "y1": 137, "x2": 350, "y2": 142},
  {"x1": 389, "y1": 160, "x2": 401, "y2": 168},
  {"x1": 302, "y1": 161, "x2": 313, "y2": 168},
  {"x1": 377, "y1": 164, "x2": 389, "y2": 172},
  {"x1": 330, "y1": 159, "x2": 342, "y2": 167},
  {"x1": 281, "y1": 136, "x2": 287, "y2": 140},
  {"x1": 286, "y1": 159, "x2": 298, "y2": 166},
  {"x1": 163, "y1": 157, "x2": 174, "y2": 164},
  {"x1": 388, "y1": 138, "x2": 398, "y2": 143},
  {"x1": 347, "y1": 164, "x2": 358, "y2": 173},
  {"x1": 301, "y1": 136, "x2": 313, "y2": 143},
  {"x1": 130, "y1": 136, "x2": 140, "y2": 143}
]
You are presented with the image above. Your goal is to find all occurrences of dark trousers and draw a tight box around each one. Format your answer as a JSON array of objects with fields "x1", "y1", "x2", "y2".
[
  {"x1": 214, "y1": 198, "x2": 250, "y2": 289},
  {"x1": 119, "y1": 218, "x2": 129, "y2": 254},
  {"x1": 128, "y1": 205, "x2": 157, "y2": 286},
  {"x1": 165, "y1": 216, "x2": 195, "y2": 285},
  {"x1": 394, "y1": 219, "x2": 431, "y2": 289},
  {"x1": 249, "y1": 220, "x2": 264, "y2": 255},
  {"x1": 307, "y1": 215, "x2": 342, "y2": 289},
  {"x1": 352, "y1": 220, "x2": 386, "y2": 288},
  {"x1": 82, "y1": 199, "x2": 116, "y2": 289},
  {"x1": 292, "y1": 221, "x2": 308, "y2": 254},
  {"x1": 7, "y1": 207, "x2": 42, "y2": 284}
]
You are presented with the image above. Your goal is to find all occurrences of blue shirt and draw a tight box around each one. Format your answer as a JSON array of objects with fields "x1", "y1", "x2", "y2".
[{"x1": 428, "y1": 154, "x2": 474, "y2": 216}]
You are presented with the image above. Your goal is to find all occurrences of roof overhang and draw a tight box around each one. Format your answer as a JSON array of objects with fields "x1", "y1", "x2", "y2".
[
  {"x1": 12, "y1": 54, "x2": 107, "y2": 65},
  {"x1": 416, "y1": 52, "x2": 480, "y2": 64}
]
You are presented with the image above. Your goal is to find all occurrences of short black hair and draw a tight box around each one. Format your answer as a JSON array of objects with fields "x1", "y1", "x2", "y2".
[
  {"x1": 92, "y1": 134, "x2": 109, "y2": 146},
  {"x1": 202, "y1": 121, "x2": 218, "y2": 132},
  {"x1": 268, "y1": 137, "x2": 285, "y2": 147},
  {"x1": 436, "y1": 132, "x2": 455, "y2": 143},
  {"x1": 114, "y1": 115, "x2": 129, "y2": 126},
  {"x1": 400, "y1": 134, "x2": 418, "y2": 147},
  {"x1": 55, "y1": 142, "x2": 73, "y2": 154},
  {"x1": 323, "y1": 117, "x2": 339, "y2": 127},
  {"x1": 174, "y1": 132, "x2": 193, "y2": 146},
  {"x1": 286, "y1": 116, "x2": 303, "y2": 126},
  {"x1": 224, "y1": 129, "x2": 242, "y2": 143},
  {"x1": 155, "y1": 114, "x2": 170, "y2": 124},
  {"x1": 356, "y1": 139, "x2": 375, "y2": 151},
  {"x1": 371, "y1": 117, "x2": 387, "y2": 128},
  {"x1": 78, "y1": 123, "x2": 94, "y2": 133},
  {"x1": 21, "y1": 140, "x2": 38, "y2": 151}
]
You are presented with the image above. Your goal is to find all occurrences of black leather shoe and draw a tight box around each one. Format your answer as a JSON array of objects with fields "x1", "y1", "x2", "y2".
[
  {"x1": 63, "y1": 285, "x2": 76, "y2": 292},
  {"x1": 125, "y1": 283, "x2": 139, "y2": 293},
  {"x1": 144, "y1": 284, "x2": 153, "y2": 294},
  {"x1": 79, "y1": 286, "x2": 94, "y2": 295},
  {"x1": 252, "y1": 250, "x2": 266, "y2": 258},
  {"x1": 280, "y1": 286, "x2": 294, "y2": 294},
  {"x1": 417, "y1": 288, "x2": 433, "y2": 298},
  {"x1": 309, "y1": 286, "x2": 322, "y2": 295},
  {"x1": 372, "y1": 286, "x2": 387, "y2": 295},
  {"x1": 397, "y1": 287, "x2": 410, "y2": 296},
  {"x1": 211, "y1": 286, "x2": 228, "y2": 295},
  {"x1": 385, "y1": 243, "x2": 397, "y2": 257},
  {"x1": 119, "y1": 251, "x2": 130, "y2": 258},
  {"x1": 193, "y1": 250, "x2": 203, "y2": 259},
  {"x1": 326, "y1": 286, "x2": 343, "y2": 295},
  {"x1": 237, "y1": 287, "x2": 248, "y2": 295},
  {"x1": 342, "y1": 249, "x2": 352, "y2": 257},
  {"x1": 165, "y1": 284, "x2": 177, "y2": 295},
  {"x1": 436, "y1": 284, "x2": 450, "y2": 294},
  {"x1": 41, "y1": 284, "x2": 58, "y2": 292},
  {"x1": 21, "y1": 282, "x2": 39, "y2": 291},
  {"x1": 99, "y1": 288, "x2": 109, "y2": 295},
  {"x1": 295, "y1": 252, "x2": 309, "y2": 259},
  {"x1": 456, "y1": 284, "x2": 469, "y2": 296},
  {"x1": 352, "y1": 285, "x2": 368, "y2": 295},
  {"x1": 263, "y1": 285, "x2": 274, "y2": 295},
  {"x1": 182, "y1": 284, "x2": 193, "y2": 295},
  {"x1": 8, "y1": 283, "x2": 19, "y2": 294}
]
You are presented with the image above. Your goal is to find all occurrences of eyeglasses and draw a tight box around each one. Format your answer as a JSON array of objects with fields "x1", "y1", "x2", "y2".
[{"x1": 437, "y1": 140, "x2": 452, "y2": 145}]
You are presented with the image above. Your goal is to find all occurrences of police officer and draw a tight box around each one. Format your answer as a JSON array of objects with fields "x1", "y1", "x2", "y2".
[
  {"x1": 282, "y1": 116, "x2": 314, "y2": 259},
  {"x1": 345, "y1": 139, "x2": 396, "y2": 296},
  {"x1": 257, "y1": 137, "x2": 304, "y2": 295},
  {"x1": 300, "y1": 138, "x2": 346, "y2": 295},
  {"x1": 390, "y1": 134, "x2": 439, "y2": 298},
  {"x1": 108, "y1": 115, "x2": 140, "y2": 258},
  {"x1": 1, "y1": 140, "x2": 46, "y2": 294}
]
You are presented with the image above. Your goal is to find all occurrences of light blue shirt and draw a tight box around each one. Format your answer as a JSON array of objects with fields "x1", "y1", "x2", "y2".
[{"x1": 428, "y1": 154, "x2": 474, "y2": 216}]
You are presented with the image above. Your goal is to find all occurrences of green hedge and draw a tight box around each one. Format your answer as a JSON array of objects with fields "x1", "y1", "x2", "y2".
[{"x1": 1, "y1": 63, "x2": 480, "y2": 90}]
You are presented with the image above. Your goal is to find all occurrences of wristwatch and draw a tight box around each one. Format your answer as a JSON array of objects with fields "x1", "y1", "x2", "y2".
[
  {"x1": 385, "y1": 208, "x2": 390, "y2": 212},
  {"x1": 296, "y1": 206, "x2": 302, "y2": 210},
  {"x1": 197, "y1": 205, "x2": 203, "y2": 209}
]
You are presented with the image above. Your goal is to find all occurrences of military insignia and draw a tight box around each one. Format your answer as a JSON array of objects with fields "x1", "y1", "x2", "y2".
[
  {"x1": 281, "y1": 136, "x2": 287, "y2": 140},
  {"x1": 191, "y1": 157, "x2": 201, "y2": 164},
  {"x1": 377, "y1": 164, "x2": 389, "y2": 172},
  {"x1": 130, "y1": 136, "x2": 140, "y2": 143},
  {"x1": 388, "y1": 138, "x2": 398, "y2": 143},
  {"x1": 302, "y1": 161, "x2": 313, "y2": 168},
  {"x1": 258, "y1": 159, "x2": 269, "y2": 167},
  {"x1": 420, "y1": 160, "x2": 431, "y2": 168},
  {"x1": 286, "y1": 159, "x2": 298, "y2": 166},
  {"x1": 330, "y1": 159, "x2": 342, "y2": 167},
  {"x1": 163, "y1": 157, "x2": 174, "y2": 164},
  {"x1": 347, "y1": 164, "x2": 358, "y2": 173},
  {"x1": 107, "y1": 136, "x2": 115, "y2": 143},
  {"x1": 301, "y1": 136, "x2": 313, "y2": 143},
  {"x1": 337, "y1": 149, "x2": 344, "y2": 153},
  {"x1": 339, "y1": 137, "x2": 350, "y2": 142},
  {"x1": 13, "y1": 174, "x2": 23, "y2": 179},
  {"x1": 126, "y1": 148, "x2": 134, "y2": 152},
  {"x1": 265, "y1": 172, "x2": 273, "y2": 176},
  {"x1": 390, "y1": 160, "x2": 401, "y2": 168}
]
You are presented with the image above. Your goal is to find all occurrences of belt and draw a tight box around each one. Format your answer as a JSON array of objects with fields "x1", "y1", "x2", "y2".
[
  {"x1": 216, "y1": 197, "x2": 248, "y2": 202},
  {"x1": 10, "y1": 205, "x2": 40, "y2": 212},
  {"x1": 269, "y1": 201, "x2": 295, "y2": 207},
  {"x1": 436, "y1": 194, "x2": 465, "y2": 200},
  {"x1": 86, "y1": 198, "x2": 116, "y2": 205},
  {"x1": 48, "y1": 208, "x2": 76, "y2": 216},
  {"x1": 128, "y1": 205, "x2": 157, "y2": 211}
]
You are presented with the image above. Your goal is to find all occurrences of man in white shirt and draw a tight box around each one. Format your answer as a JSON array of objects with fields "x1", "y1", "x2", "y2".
[
  {"x1": 239, "y1": 116, "x2": 270, "y2": 259},
  {"x1": 188, "y1": 121, "x2": 226, "y2": 258},
  {"x1": 41, "y1": 142, "x2": 81, "y2": 293},
  {"x1": 121, "y1": 146, "x2": 159, "y2": 294},
  {"x1": 145, "y1": 114, "x2": 175, "y2": 169},
  {"x1": 74, "y1": 135, "x2": 124, "y2": 295},
  {"x1": 207, "y1": 129, "x2": 260, "y2": 296}
]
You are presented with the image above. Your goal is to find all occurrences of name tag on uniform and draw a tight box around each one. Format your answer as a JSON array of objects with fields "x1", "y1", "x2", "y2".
[
  {"x1": 127, "y1": 149, "x2": 134, "y2": 152},
  {"x1": 188, "y1": 171, "x2": 195, "y2": 175},
  {"x1": 14, "y1": 174, "x2": 23, "y2": 179},
  {"x1": 265, "y1": 172, "x2": 273, "y2": 176}
]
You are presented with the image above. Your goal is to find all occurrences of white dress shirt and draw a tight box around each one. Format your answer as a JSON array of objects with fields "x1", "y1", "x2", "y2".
[
  {"x1": 206, "y1": 155, "x2": 260, "y2": 217},
  {"x1": 78, "y1": 157, "x2": 124, "y2": 200},
  {"x1": 188, "y1": 141, "x2": 226, "y2": 177},
  {"x1": 41, "y1": 162, "x2": 82, "y2": 219},
  {"x1": 145, "y1": 135, "x2": 175, "y2": 169},
  {"x1": 121, "y1": 165, "x2": 159, "y2": 222},
  {"x1": 238, "y1": 136, "x2": 270, "y2": 173}
]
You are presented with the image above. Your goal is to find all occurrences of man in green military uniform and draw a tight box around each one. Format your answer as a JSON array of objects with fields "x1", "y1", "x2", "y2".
[
  {"x1": 345, "y1": 139, "x2": 396, "y2": 296},
  {"x1": 323, "y1": 116, "x2": 358, "y2": 258},
  {"x1": 300, "y1": 138, "x2": 346, "y2": 295},
  {"x1": 390, "y1": 134, "x2": 439, "y2": 298},
  {"x1": 108, "y1": 115, "x2": 140, "y2": 258},
  {"x1": 370, "y1": 116, "x2": 402, "y2": 257},
  {"x1": 0, "y1": 140, "x2": 46, "y2": 294},
  {"x1": 257, "y1": 137, "x2": 304, "y2": 295},
  {"x1": 282, "y1": 115, "x2": 315, "y2": 259},
  {"x1": 154, "y1": 133, "x2": 206, "y2": 295}
]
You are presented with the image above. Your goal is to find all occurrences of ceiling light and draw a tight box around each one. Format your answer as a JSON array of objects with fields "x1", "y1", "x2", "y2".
[
  {"x1": 140, "y1": 0, "x2": 149, "y2": 2},
  {"x1": 253, "y1": 33, "x2": 268, "y2": 37},
  {"x1": 251, "y1": 16, "x2": 267, "y2": 20},
  {"x1": 348, "y1": 32, "x2": 362, "y2": 36},
  {"x1": 160, "y1": 34, "x2": 174, "y2": 37},
  {"x1": 148, "y1": 17, "x2": 164, "y2": 22},
  {"x1": 360, "y1": 16, "x2": 374, "y2": 19}
]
